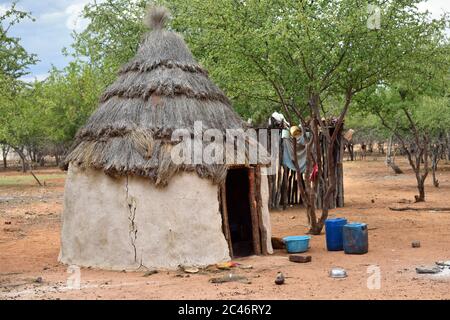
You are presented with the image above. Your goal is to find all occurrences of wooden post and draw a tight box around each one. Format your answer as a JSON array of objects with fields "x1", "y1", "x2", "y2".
[
  {"x1": 255, "y1": 166, "x2": 268, "y2": 255},
  {"x1": 275, "y1": 132, "x2": 283, "y2": 208},
  {"x1": 282, "y1": 166, "x2": 288, "y2": 210},
  {"x1": 267, "y1": 128, "x2": 274, "y2": 209},
  {"x1": 220, "y1": 185, "x2": 233, "y2": 257},
  {"x1": 337, "y1": 134, "x2": 345, "y2": 207},
  {"x1": 248, "y1": 167, "x2": 262, "y2": 255},
  {"x1": 288, "y1": 170, "x2": 294, "y2": 204},
  {"x1": 30, "y1": 170, "x2": 43, "y2": 187},
  {"x1": 269, "y1": 174, "x2": 276, "y2": 209},
  {"x1": 320, "y1": 134, "x2": 328, "y2": 209},
  {"x1": 268, "y1": 174, "x2": 273, "y2": 210}
]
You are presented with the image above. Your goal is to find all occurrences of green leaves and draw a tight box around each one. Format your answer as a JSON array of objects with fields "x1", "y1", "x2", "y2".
[
  {"x1": 3, "y1": 0, "x2": 449, "y2": 156},
  {"x1": 0, "y1": 2, "x2": 37, "y2": 97},
  {"x1": 69, "y1": 0, "x2": 149, "y2": 87},
  {"x1": 161, "y1": 0, "x2": 448, "y2": 124},
  {"x1": 0, "y1": 2, "x2": 38, "y2": 150}
]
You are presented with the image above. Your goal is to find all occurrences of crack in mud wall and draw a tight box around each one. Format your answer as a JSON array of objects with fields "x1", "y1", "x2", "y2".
[{"x1": 126, "y1": 176, "x2": 138, "y2": 263}]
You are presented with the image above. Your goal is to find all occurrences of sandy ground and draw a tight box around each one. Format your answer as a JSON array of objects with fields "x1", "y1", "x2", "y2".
[{"x1": 1, "y1": 157, "x2": 450, "y2": 300}]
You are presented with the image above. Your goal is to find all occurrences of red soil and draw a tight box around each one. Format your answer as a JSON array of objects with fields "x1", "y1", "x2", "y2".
[{"x1": 1, "y1": 158, "x2": 450, "y2": 300}]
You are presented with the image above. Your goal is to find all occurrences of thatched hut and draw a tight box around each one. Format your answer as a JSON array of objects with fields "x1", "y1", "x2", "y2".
[{"x1": 59, "y1": 7, "x2": 273, "y2": 270}]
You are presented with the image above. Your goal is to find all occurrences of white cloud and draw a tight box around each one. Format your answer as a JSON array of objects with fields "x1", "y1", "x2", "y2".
[
  {"x1": 0, "y1": 4, "x2": 8, "y2": 16},
  {"x1": 64, "y1": 0, "x2": 106, "y2": 32},
  {"x1": 418, "y1": 0, "x2": 449, "y2": 19},
  {"x1": 37, "y1": 0, "x2": 101, "y2": 32},
  {"x1": 65, "y1": 2, "x2": 89, "y2": 32}
]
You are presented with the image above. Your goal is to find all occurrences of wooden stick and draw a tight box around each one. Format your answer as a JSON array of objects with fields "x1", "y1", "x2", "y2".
[
  {"x1": 248, "y1": 167, "x2": 262, "y2": 255},
  {"x1": 275, "y1": 132, "x2": 283, "y2": 208},
  {"x1": 220, "y1": 185, "x2": 233, "y2": 257},
  {"x1": 337, "y1": 133, "x2": 345, "y2": 207},
  {"x1": 268, "y1": 173, "x2": 273, "y2": 209},
  {"x1": 30, "y1": 170, "x2": 43, "y2": 187},
  {"x1": 255, "y1": 166, "x2": 268, "y2": 255},
  {"x1": 389, "y1": 207, "x2": 450, "y2": 212},
  {"x1": 282, "y1": 166, "x2": 288, "y2": 210},
  {"x1": 288, "y1": 169, "x2": 293, "y2": 205}
]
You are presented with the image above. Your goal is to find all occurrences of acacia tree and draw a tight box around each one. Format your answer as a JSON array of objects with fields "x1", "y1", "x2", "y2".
[
  {"x1": 357, "y1": 40, "x2": 449, "y2": 202},
  {"x1": 33, "y1": 0, "x2": 448, "y2": 232},
  {"x1": 0, "y1": 85, "x2": 48, "y2": 171},
  {"x1": 1, "y1": 3, "x2": 102, "y2": 169},
  {"x1": 0, "y1": 2, "x2": 37, "y2": 170},
  {"x1": 0, "y1": 2, "x2": 37, "y2": 94},
  {"x1": 418, "y1": 96, "x2": 450, "y2": 188},
  {"x1": 162, "y1": 0, "x2": 447, "y2": 233},
  {"x1": 358, "y1": 89, "x2": 449, "y2": 202},
  {"x1": 69, "y1": 0, "x2": 149, "y2": 88},
  {"x1": 37, "y1": 62, "x2": 104, "y2": 158}
]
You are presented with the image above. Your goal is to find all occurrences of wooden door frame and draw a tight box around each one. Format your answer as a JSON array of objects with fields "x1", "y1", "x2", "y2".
[{"x1": 219, "y1": 166, "x2": 267, "y2": 257}]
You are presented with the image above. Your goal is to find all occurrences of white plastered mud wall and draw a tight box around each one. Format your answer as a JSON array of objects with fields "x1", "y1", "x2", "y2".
[
  {"x1": 59, "y1": 165, "x2": 231, "y2": 270},
  {"x1": 59, "y1": 165, "x2": 273, "y2": 270}
]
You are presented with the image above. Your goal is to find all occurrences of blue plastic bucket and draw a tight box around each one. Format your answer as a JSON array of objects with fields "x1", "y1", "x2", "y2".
[
  {"x1": 343, "y1": 223, "x2": 368, "y2": 254},
  {"x1": 283, "y1": 235, "x2": 311, "y2": 253},
  {"x1": 325, "y1": 218, "x2": 348, "y2": 251}
]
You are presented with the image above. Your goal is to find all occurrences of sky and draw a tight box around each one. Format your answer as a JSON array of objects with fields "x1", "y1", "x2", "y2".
[
  {"x1": 0, "y1": 0, "x2": 449, "y2": 83},
  {"x1": 0, "y1": 0, "x2": 96, "y2": 82}
]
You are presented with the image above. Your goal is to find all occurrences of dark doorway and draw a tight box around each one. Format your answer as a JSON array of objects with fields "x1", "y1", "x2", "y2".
[{"x1": 225, "y1": 168, "x2": 254, "y2": 257}]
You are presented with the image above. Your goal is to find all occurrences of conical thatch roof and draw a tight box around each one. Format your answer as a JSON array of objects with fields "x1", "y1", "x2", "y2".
[{"x1": 63, "y1": 7, "x2": 247, "y2": 186}]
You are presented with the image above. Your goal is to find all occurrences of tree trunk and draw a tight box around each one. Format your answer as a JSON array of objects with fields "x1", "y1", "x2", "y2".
[
  {"x1": 38, "y1": 154, "x2": 45, "y2": 167},
  {"x1": 403, "y1": 143, "x2": 429, "y2": 203},
  {"x1": 12, "y1": 147, "x2": 28, "y2": 173},
  {"x1": 415, "y1": 176, "x2": 426, "y2": 202},
  {"x1": 386, "y1": 137, "x2": 392, "y2": 163},
  {"x1": 431, "y1": 144, "x2": 440, "y2": 188},
  {"x1": 1, "y1": 145, "x2": 9, "y2": 169},
  {"x1": 317, "y1": 142, "x2": 337, "y2": 233},
  {"x1": 432, "y1": 163, "x2": 439, "y2": 188},
  {"x1": 307, "y1": 91, "x2": 351, "y2": 235},
  {"x1": 378, "y1": 142, "x2": 385, "y2": 155},
  {"x1": 385, "y1": 136, "x2": 403, "y2": 173},
  {"x1": 447, "y1": 132, "x2": 450, "y2": 161},
  {"x1": 20, "y1": 154, "x2": 27, "y2": 172},
  {"x1": 411, "y1": 140, "x2": 429, "y2": 202},
  {"x1": 307, "y1": 119, "x2": 323, "y2": 233}
]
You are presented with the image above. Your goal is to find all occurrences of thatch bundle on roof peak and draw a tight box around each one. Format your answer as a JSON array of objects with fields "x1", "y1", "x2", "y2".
[
  {"x1": 145, "y1": 5, "x2": 170, "y2": 30},
  {"x1": 63, "y1": 6, "x2": 247, "y2": 186}
]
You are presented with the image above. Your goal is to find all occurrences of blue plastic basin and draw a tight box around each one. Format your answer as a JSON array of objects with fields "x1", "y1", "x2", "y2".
[{"x1": 283, "y1": 235, "x2": 311, "y2": 253}]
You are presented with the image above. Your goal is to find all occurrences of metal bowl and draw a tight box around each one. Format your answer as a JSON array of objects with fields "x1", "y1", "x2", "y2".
[{"x1": 329, "y1": 267, "x2": 347, "y2": 278}]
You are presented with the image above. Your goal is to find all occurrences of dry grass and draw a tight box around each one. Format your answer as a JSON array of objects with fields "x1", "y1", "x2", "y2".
[
  {"x1": 63, "y1": 8, "x2": 248, "y2": 187},
  {"x1": 0, "y1": 174, "x2": 66, "y2": 187}
]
